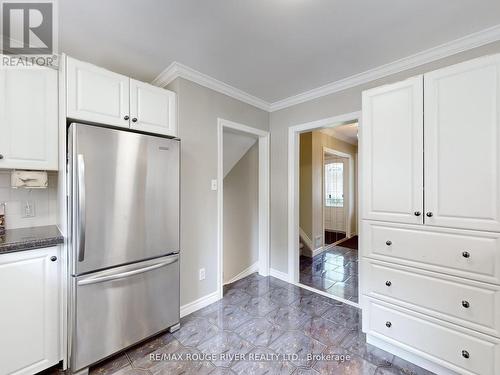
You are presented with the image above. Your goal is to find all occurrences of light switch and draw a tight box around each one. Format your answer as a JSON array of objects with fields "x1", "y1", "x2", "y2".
[
  {"x1": 211, "y1": 179, "x2": 218, "y2": 191},
  {"x1": 22, "y1": 201, "x2": 35, "y2": 218}
]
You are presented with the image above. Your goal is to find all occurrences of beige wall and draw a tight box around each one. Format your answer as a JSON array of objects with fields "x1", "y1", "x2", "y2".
[
  {"x1": 269, "y1": 41, "x2": 500, "y2": 274},
  {"x1": 299, "y1": 133, "x2": 312, "y2": 240},
  {"x1": 166, "y1": 78, "x2": 269, "y2": 306},
  {"x1": 314, "y1": 131, "x2": 358, "y2": 238},
  {"x1": 300, "y1": 131, "x2": 357, "y2": 250},
  {"x1": 223, "y1": 142, "x2": 259, "y2": 283}
]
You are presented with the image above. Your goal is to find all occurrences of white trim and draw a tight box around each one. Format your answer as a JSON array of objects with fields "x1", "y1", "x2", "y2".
[
  {"x1": 180, "y1": 291, "x2": 220, "y2": 318},
  {"x1": 296, "y1": 282, "x2": 360, "y2": 308},
  {"x1": 224, "y1": 262, "x2": 259, "y2": 285},
  {"x1": 152, "y1": 62, "x2": 271, "y2": 111},
  {"x1": 269, "y1": 268, "x2": 289, "y2": 282},
  {"x1": 288, "y1": 112, "x2": 362, "y2": 286},
  {"x1": 217, "y1": 118, "x2": 270, "y2": 299},
  {"x1": 270, "y1": 24, "x2": 500, "y2": 111},
  {"x1": 152, "y1": 25, "x2": 500, "y2": 113}
]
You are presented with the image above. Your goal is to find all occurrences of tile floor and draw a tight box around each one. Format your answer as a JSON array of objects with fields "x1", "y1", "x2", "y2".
[
  {"x1": 300, "y1": 245, "x2": 359, "y2": 302},
  {"x1": 43, "y1": 273, "x2": 434, "y2": 375}
]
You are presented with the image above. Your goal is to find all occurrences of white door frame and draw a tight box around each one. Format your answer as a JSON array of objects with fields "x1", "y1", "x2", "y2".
[
  {"x1": 322, "y1": 146, "x2": 353, "y2": 247},
  {"x1": 217, "y1": 118, "x2": 270, "y2": 299},
  {"x1": 288, "y1": 111, "x2": 361, "y2": 306}
]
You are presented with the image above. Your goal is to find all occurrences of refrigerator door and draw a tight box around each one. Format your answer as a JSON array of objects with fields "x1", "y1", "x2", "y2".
[
  {"x1": 71, "y1": 254, "x2": 180, "y2": 371},
  {"x1": 69, "y1": 124, "x2": 180, "y2": 275}
]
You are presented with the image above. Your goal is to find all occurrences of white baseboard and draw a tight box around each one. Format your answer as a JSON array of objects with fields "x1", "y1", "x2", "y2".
[
  {"x1": 180, "y1": 291, "x2": 220, "y2": 318},
  {"x1": 312, "y1": 246, "x2": 324, "y2": 257},
  {"x1": 224, "y1": 262, "x2": 259, "y2": 285},
  {"x1": 269, "y1": 268, "x2": 289, "y2": 282},
  {"x1": 299, "y1": 227, "x2": 313, "y2": 250}
]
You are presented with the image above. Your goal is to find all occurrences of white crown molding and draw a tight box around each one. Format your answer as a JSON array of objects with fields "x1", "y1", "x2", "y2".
[
  {"x1": 270, "y1": 24, "x2": 500, "y2": 111},
  {"x1": 152, "y1": 61, "x2": 271, "y2": 111},
  {"x1": 152, "y1": 24, "x2": 500, "y2": 113}
]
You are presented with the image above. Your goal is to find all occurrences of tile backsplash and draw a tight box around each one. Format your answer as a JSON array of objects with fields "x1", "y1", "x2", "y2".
[{"x1": 0, "y1": 171, "x2": 58, "y2": 229}]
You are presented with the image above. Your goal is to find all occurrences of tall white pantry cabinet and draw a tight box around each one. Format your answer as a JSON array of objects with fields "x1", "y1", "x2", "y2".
[{"x1": 361, "y1": 54, "x2": 500, "y2": 375}]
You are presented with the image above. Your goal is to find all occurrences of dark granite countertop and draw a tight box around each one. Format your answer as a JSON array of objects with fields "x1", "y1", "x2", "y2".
[{"x1": 0, "y1": 225, "x2": 64, "y2": 254}]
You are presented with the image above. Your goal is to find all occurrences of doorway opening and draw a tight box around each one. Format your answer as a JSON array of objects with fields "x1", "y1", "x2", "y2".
[
  {"x1": 290, "y1": 112, "x2": 361, "y2": 307},
  {"x1": 217, "y1": 118, "x2": 270, "y2": 299}
]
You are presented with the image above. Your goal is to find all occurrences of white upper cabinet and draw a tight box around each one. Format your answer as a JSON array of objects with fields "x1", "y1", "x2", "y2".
[
  {"x1": 66, "y1": 57, "x2": 177, "y2": 137},
  {"x1": 361, "y1": 76, "x2": 424, "y2": 225},
  {"x1": 0, "y1": 66, "x2": 58, "y2": 170},
  {"x1": 130, "y1": 79, "x2": 177, "y2": 136},
  {"x1": 66, "y1": 57, "x2": 130, "y2": 128},
  {"x1": 424, "y1": 55, "x2": 500, "y2": 232}
]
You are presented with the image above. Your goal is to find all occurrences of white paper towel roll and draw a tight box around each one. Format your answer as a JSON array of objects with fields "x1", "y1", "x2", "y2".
[{"x1": 11, "y1": 170, "x2": 48, "y2": 189}]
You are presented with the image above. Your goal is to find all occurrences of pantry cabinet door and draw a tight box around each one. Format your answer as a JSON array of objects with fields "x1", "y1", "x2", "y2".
[
  {"x1": 361, "y1": 76, "x2": 424, "y2": 224},
  {"x1": 0, "y1": 67, "x2": 58, "y2": 170},
  {"x1": 424, "y1": 55, "x2": 500, "y2": 232},
  {"x1": 129, "y1": 79, "x2": 177, "y2": 137},
  {"x1": 0, "y1": 247, "x2": 60, "y2": 375},
  {"x1": 66, "y1": 56, "x2": 130, "y2": 128}
]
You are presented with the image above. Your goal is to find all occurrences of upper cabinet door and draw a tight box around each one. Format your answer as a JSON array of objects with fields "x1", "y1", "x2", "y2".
[
  {"x1": 424, "y1": 55, "x2": 500, "y2": 232},
  {"x1": 0, "y1": 67, "x2": 58, "y2": 170},
  {"x1": 129, "y1": 79, "x2": 177, "y2": 137},
  {"x1": 66, "y1": 57, "x2": 130, "y2": 128},
  {"x1": 362, "y1": 76, "x2": 424, "y2": 224}
]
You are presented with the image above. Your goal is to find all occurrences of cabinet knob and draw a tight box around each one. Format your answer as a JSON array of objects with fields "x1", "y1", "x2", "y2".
[
  {"x1": 385, "y1": 281, "x2": 392, "y2": 287},
  {"x1": 414, "y1": 211, "x2": 421, "y2": 216},
  {"x1": 132, "y1": 118, "x2": 138, "y2": 123},
  {"x1": 124, "y1": 115, "x2": 130, "y2": 121},
  {"x1": 462, "y1": 300, "x2": 470, "y2": 308},
  {"x1": 461, "y1": 350, "x2": 470, "y2": 359},
  {"x1": 385, "y1": 321, "x2": 392, "y2": 328},
  {"x1": 0, "y1": 154, "x2": 3, "y2": 160},
  {"x1": 386, "y1": 240, "x2": 392, "y2": 246},
  {"x1": 50, "y1": 256, "x2": 57, "y2": 262},
  {"x1": 426, "y1": 212, "x2": 433, "y2": 217},
  {"x1": 462, "y1": 251, "x2": 470, "y2": 259}
]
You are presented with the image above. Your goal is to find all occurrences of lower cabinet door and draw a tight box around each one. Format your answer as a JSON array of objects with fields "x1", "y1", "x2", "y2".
[
  {"x1": 0, "y1": 247, "x2": 60, "y2": 375},
  {"x1": 366, "y1": 300, "x2": 500, "y2": 375},
  {"x1": 72, "y1": 255, "x2": 180, "y2": 371}
]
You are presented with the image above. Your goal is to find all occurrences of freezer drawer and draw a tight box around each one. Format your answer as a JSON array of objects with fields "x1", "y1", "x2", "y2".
[{"x1": 71, "y1": 255, "x2": 179, "y2": 371}]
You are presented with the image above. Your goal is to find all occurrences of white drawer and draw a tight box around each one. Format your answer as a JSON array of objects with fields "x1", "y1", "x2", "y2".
[
  {"x1": 361, "y1": 221, "x2": 500, "y2": 284},
  {"x1": 363, "y1": 260, "x2": 500, "y2": 336},
  {"x1": 366, "y1": 300, "x2": 500, "y2": 375}
]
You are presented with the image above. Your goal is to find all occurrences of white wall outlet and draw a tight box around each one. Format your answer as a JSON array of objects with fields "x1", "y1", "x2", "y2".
[
  {"x1": 22, "y1": 200, "x2": 35, "y2": 218},
  {"x1": 211, "y1": 179, "x2": 218, "y2": 191},
  {"x1": 199, "y1": 268, "x2": 206, "y2": 281}
]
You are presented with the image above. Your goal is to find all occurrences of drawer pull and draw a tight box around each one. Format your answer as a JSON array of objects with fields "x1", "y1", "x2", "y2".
[
  {"x1": 386, "y1": 240, "x2": 392, "y2": 246},
  {"x1": 50, "y1": 256, "x2": 57, "y2": 262},
  {"x1": 462, "y1": 251, "x2": 470, "y2": 258},
  {"x1": 385, "y1": 281, "x2": 392, "y2": 287},
  {"x1": 426, "y1": 212, "x2": 433, "y2": 217},
  {"x1": 385, "y1": 321, "x2": 392, "y2": 328},
  {"x1": 414, "y1": 211, "x2": 421, "y2": 216},
  {"x1": 462, "y1": 300, "x2": 470, "y2": 308},
  {"x1": 462, "y1": 350, "x2": 470, "y2": 359}
]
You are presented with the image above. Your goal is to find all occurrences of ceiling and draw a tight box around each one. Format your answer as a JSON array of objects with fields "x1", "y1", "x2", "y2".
[
  {"x1": 321, "y1": 122, "x2": 358, "y2": 145},
  {"x1": 60, "y1": 1, "x2": 500, "y2": 103}
]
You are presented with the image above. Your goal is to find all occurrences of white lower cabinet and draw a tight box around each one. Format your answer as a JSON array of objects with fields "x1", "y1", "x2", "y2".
[
  {"x1": 365, "y1": 299, "x2": 500, "y2": 375},
  {"x1": 0, "y1": 247, "x2": 60, "y2": 375}
]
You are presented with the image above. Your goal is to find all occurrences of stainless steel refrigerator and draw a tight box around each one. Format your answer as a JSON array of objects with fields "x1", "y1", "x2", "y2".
[{"x1": 68, "y1": 123, "x2": 180, "y2": 374}]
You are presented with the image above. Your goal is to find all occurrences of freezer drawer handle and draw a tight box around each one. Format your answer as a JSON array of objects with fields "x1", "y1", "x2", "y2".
[
  {"x1": 77, "y1": 154, "x2": 86, "y2": 262},
  {"x1": 77, "y1": 256, "x2": 179, "y2": 286}
]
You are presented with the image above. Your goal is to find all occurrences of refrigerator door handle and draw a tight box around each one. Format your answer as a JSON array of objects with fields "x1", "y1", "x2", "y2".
[
  {"x1": 77, "y1": 154, "x2": 86, "y2": 262},
  {"x1": 77, "y1": 255, "x2": 179, "y2": 286}
]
